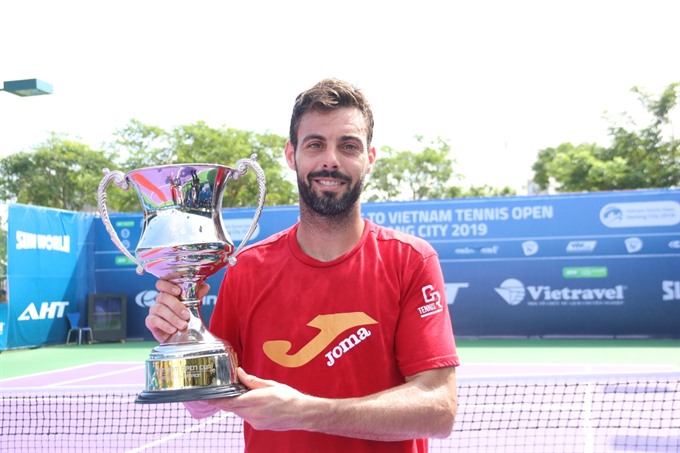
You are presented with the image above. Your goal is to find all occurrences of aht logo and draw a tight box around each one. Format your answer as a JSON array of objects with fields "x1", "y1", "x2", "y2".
[
  {"x1": 18, "y1": 301, "x2": 70, "y2": 320},
  {"x1": 662, "y1": 281, "x2": 680, "y2": 301}
]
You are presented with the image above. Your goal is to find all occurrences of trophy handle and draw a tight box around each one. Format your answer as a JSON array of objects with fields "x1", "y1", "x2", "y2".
[
  {"x1": 97, "y1": 168, "x2": 145, "y2": 275},
  {"x1": 228, "y1": 154, "x2": 267, "y2": 266}
]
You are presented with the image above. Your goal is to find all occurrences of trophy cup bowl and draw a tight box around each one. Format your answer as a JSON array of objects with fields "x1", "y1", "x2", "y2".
[{"x1": 97, "y1": 156, "x2": 266, "y2": 404}]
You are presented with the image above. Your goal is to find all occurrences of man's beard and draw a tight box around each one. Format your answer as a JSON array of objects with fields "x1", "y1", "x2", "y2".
[{"x1": 297, "y1": 169, "x2": 364, "y2": 217}]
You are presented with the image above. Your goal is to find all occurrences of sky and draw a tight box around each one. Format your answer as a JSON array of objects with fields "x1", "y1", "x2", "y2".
[{"x1": 1, "y1": 0, "x2": 679, "y2": 194}]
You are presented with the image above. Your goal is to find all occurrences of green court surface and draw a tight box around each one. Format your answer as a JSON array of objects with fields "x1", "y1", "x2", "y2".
[{"x1": 1, "y1": 339, "x2": 678, "y2": 381}]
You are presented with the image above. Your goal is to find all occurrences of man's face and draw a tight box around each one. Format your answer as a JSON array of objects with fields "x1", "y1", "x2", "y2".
[{"x1": 285, "y1": 107, "x2": 375, "y2": 217}]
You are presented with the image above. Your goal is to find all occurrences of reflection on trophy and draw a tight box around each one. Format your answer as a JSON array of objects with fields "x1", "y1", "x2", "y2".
[{"x1": 97, "y1": 156, "x2": 266, "y2": 404}]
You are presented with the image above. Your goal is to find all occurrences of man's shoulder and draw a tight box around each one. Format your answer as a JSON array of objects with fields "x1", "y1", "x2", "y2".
[
  {"x1": 235, "y1": 224, "x2": 294, "y2": 259},
  {"x1": 367, "y1": 221, "x2": 437, "y2": 256}
]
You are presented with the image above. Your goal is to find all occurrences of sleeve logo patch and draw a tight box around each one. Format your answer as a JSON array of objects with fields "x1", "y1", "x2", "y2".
[{"x1": 417, "y1": 285, "x2": 444, "y2": 318}]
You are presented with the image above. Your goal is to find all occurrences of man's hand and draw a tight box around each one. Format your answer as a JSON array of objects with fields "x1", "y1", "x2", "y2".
[
  {"x1": 144, "y1": 280, "x2": 210, "y2": 343},
  {"x1": 210, "y1": 368, "x2": 312, "y2": 431}
]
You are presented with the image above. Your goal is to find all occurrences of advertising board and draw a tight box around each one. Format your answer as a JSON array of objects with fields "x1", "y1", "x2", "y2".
[{"x1": 92, "y1": 189, "x2": 680, "y2": 339}]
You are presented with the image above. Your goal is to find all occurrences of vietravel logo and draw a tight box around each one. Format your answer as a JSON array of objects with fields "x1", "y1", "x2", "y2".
[
  {"x1": 494, "y1": 279, "x2": 525, "y2": 306},
  {"x1": 495, "y1": 278, "x2": 627, "y2": 307}
]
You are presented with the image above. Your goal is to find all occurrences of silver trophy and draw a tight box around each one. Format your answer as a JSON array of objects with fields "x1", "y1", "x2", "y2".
[{"x1": 97, "y1": 156, "x2": 266, "y2": 404}]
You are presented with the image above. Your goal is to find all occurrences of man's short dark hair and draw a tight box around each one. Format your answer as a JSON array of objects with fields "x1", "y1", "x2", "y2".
[{"x1": 289, "y1": 78, "x2": 374, "y2": 150}]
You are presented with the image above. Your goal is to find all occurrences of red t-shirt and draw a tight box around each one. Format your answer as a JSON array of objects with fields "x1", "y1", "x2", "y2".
[{"x1": 210, "y1": 220, "x2": 459, "y2": 453}]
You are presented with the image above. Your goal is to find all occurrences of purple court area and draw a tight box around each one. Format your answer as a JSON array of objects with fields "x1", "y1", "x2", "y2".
[
  {"x1": 3, "y1": 361, "x2": 678, "y2": 389},
  {"x1": 1, "y1": 363, "x2": 679, "y2": 452},
  {"x1": 1, "y1": 362, "x2": 145, "y2": 388}
]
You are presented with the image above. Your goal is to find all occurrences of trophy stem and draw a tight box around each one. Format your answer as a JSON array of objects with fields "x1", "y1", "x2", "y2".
[
  {"x1": 177, "y1": 281, "x2": 200, "y2": 305},
  {"x1": 164, "y1": 304, "x2": 209, "y2": 345}
]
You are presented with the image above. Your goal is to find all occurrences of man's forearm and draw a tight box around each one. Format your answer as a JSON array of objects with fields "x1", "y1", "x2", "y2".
[{"x1": 302, "y1": 367, "x2": 457, "y2": 441}]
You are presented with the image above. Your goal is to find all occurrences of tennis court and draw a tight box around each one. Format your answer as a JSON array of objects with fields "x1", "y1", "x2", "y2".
[{"x1": 1, "y1": 339, "x2": 679, "y2": 452}]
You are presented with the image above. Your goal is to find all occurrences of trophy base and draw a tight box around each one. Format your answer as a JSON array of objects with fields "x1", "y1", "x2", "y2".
[
  {"x1": 135, "y1": 382, "x2": 247, "y2": 404},
  {"x1": 136, "y1": 316, "x2": 247, "y2": 405}
]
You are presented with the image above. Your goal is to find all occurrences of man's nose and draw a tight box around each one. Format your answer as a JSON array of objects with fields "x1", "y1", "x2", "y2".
[{"x1": 321, "y1": 147, "x2": 340, "y2": 169}]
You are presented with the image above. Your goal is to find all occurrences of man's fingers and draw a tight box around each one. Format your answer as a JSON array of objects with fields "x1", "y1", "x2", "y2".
[
  {"x1": 155, "y1": 280, "x2": 211, "y2": 301},
  {"x1": 237, "y1": 368, "x2": 275, "y2": 390},
  {"x1": 146, "y1": 279, "x2": 210, "y2": 343},
  {"x1": 153, "y1": 292, "x2": 190, "y2": 323},
  {"x1": 155, "y1": 279, "x2": 181, "y2": 296},
  {"x1": 145, "y1": 289, "x2": 192, "y2": 342},
  {"x1": 145, "y1": 311, "x2": 180, "y2": 337}
]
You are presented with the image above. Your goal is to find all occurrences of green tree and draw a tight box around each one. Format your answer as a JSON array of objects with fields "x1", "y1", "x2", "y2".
[
  {"x1": 110, "y1": 119, "x2": 173, "y2": 169},
  {"x1": 460, "y1": 185, "x2": 516, "y2": 198},
  {"x1": 365, "y1": 137, "x2": 462, "y2": 202},
  {"x1": 0, "y1": 134, "x2": 115, "y2": 211},
  {"x1": 170, "y1": 122, "x2": 295, "y2": 207},
  {"x1": 532, "y1": 82, "x2": 679, "y2": 192}
]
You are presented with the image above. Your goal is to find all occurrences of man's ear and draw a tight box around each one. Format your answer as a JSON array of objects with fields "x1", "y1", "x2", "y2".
[
  {"x1": 284, "y1": 140, "x2": 296, "y2": 170},
  {"x1": 366, "y1": 146, "x2": 377, "y2": 173}
]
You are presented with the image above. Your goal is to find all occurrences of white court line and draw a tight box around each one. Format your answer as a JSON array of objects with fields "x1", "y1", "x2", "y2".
[
  {"x1": 125, "y1": 412, "x2": 237, "y2": 453},
  {"x1": 0, "y1": 361, "x2": 143, "y2": 387},
  {"x1": 0, "y1": 361, "x2": 110, "y2": 382},
  {"x1": 47, "y1": 364, "x2": 144, "y2": 387},
  {"x1": 456, "y1": 362, "x2": 680, "y2": 380},
  {"x1": 0, "y1": 362, "x2": 139, "y2": 384}
]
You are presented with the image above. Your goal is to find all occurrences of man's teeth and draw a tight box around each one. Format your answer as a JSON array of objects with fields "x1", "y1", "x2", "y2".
[{"x1": 317, "y1": 180, "x2": 342, "y2": 186}]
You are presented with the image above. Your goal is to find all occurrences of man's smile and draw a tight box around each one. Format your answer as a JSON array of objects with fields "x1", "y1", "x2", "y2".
[
  {"x1": 314, "y1": 178, "x2": 345, "y2": 188},
  {"x1": 308, "y1": 170, "x2": 352, "y2": 193}
]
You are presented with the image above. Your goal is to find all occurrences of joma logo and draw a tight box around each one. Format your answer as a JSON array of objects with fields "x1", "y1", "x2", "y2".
[
  {"x1": 325, "y1": 327, "x2": 372, "y2": 367},
  {"x1": 263, "y1": 312, "x2": 378, "y2": 368}
]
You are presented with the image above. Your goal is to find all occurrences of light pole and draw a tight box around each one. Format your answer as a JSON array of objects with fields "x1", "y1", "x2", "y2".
[{"x1": 1, "y1": 79, "x2": 53, "y2": 97}]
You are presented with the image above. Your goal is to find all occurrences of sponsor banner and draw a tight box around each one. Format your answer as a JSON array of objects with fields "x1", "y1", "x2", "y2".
[
  {"x1": 5, "y1": 204, "x2": 95, "y2": 349},
  {"x1": 361, "y1": 190, "x2": 680, "y2": 259},
  {"x1": 361, "y1": 191, "x2": 680, "y2": 240},
  {"x1": 442, "y1": 257, "x2": 680, "y2": 337},
  {"x1": 94, "y1": 189, "x2": 679, "y2": 340}
]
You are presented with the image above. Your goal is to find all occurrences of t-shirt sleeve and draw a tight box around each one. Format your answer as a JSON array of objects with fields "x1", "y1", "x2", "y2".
[{"x1": 394, "y1": 251, "x2": 459, "y2": 377}]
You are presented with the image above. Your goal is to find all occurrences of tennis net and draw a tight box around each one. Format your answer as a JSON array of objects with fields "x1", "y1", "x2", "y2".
[{"x1": 1, "y1": 372, "x2": 678, "y2": 452}]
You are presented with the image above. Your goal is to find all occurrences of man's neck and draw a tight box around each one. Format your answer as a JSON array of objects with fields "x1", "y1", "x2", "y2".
[{"x1": 296, "y1": 205, "x2": 365, "y2": 262}]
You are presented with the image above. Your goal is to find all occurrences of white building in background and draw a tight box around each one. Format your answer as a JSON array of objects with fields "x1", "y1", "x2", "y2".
[{"x1": 526, "y1": 179, "x2": 556, "y2": 196}]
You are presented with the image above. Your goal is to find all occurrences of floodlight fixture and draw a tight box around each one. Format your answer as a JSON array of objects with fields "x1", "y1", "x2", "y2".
[{"x1": 1, "y1": 79, "x2": 53, "y2": 97}]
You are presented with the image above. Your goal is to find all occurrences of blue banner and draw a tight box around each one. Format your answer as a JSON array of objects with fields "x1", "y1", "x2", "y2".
[
  {"x1": 359, "y1": 190, "x2": 680, "y2": 337},
  {"x1": 94, "y1": 189, "x2": 680, "y2": 340},
  {"x1": 4, "y1": 205, "x2": 95, "y2": 349}
]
